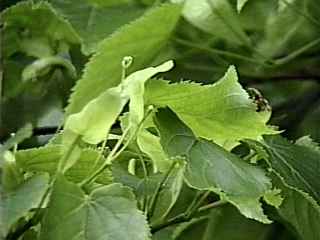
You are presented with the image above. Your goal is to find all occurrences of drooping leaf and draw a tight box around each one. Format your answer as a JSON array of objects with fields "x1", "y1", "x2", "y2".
[
  {"x1": 65, "y1": 60, "x2": 174, "y2": 145},
  {"x1": 173, "y1": 0, "x2": 250, "y2": 45},
  {"x1": 15, "y1": 145, "x2": 112, "y2": 184},
  {"x1": 146, "y1": 66, "x2": 276, "y2": 148},
  {"x1": 155, "y1": 108, "x2": 280, "y2": 223},
  {"x1": 40, "y1": 175, "x2": 150, "y2": 240},
  {"x1": 65, "y1": 3, "x2": 181, "y2": 116},
  {"x1": 2, "y1": 174, "x2": 49, "y2": 235},
  {"x1": 137, "y1": 129, "x2": 170, "y2": 172},
  {"x1": 65, "y1": 86, "x2": 127, "y2": 144},
  {"x1": 123, "y1": 60, "x2": 174, "y2": 130},
  {"x1": 46, "y1": 0, "x2": 146, "y2": 54}
]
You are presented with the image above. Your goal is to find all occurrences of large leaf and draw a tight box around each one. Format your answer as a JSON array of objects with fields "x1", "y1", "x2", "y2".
[
  {"x1": 146, "y1": 66, "x2": 276, "y2": 148},
  {"x1": 2, "y1": 174, "x2": 49, "y2": 235},
  {"x1": 276, "y1": 181, "x2": 320, "y2": 240},
  {"x1": 65, "y1": 3, "x2": 181, "y2": 116},
  {"x1": 173, "y1": 0, "x2": 250, "y2": 45},
  {"x1": 40, "y1": 175, "x2": 150, "y2": 240},
  {"x1": 15, "y1": 145, "x2": 112, "y2": 184},
  {"x1": 155, "y1": 109, "x2": 280, "y2": 223},
  {"x1": 261, "y1": 135, "x2": 320, "y2": 202},
  {"x1": 246, "y1": 136, "x2": 320, "y2": 239},
  {"x1": 46, "y1": 0, "x2": 146, "y2": 54}
]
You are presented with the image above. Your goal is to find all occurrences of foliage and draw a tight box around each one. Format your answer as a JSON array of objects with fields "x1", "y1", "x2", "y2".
[{"x1": 1, "y1": 0, "x2": 320, "y2": 240}]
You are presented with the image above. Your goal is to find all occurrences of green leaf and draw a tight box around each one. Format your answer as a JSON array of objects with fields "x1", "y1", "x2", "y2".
[
  {"x1": 137, "y1": 129, "x2": 170, "y2": 172},
  {"x1": 261, "y1": 135, "x2": 320, "y2": 202},
  {"x1": 1, "y1": 1, "x2": 79, "y2": 58},
  {"x1": 2, "y1": 151, "x2": 23, "y2": 192},
  {"x1": 40, "y1": 175, "x2": 150, "y2": 240},
  {"x1": 65, "y1": 86, "x2": 127, "y2": 144},
  {"x1": 15, "y1": 145, "x2": 112, "y2": 184},
  {"x1": 146, "y1": 66, "x2": 276, "y2": 148},
  {"x1": 65, "y1": 60, "x2": 173, "y2": 145},
  {"x1": 155, "y1": 109, "x2": 279, "y2": 223},
  {"x1": 2, "y1": 174, "x2": 49, "y2": 235},
  {"x1": 174, "y1": 0, "x2": 250, "y2": 45},
  {"x1": 65, "y1": 3, "x2": 181, "y2": 116},
  {"x1": 123, "y1": 60, "x2": 174, "y2": 130},
  {"x1": 273, "y1": 174, "x2": 320, "y2": 240},
  {"x1": 46, "y1": 0, "x2": 146, "y2": 54}
]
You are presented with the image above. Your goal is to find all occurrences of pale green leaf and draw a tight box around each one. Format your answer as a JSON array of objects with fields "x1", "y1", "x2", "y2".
[
  {"x1": 237, "y1": 0, "x2": 249, "y2": 12},
  {"x1": 40, "y1": 175, "x2": 150, "y2": 240},
  {"x1": 65, "y1": 86, "x2": 127, "y2": 144},
  {"x1": 15, "y1": 145, "x2": 112, "y2": 184},
  {"x1": 65, "y1": 3, "x2": 181, "y2": 115},
  {"x1": 173, "y1": 0, "x2": 250, "y2": 45},
  {"x1": 137, "y1": 129, "x2": 170, "y2": 172},
  {"x1": 123, "y1": 60, "x2": 174, "y2": 129},
  {"x1": 65, "y1": 60, "x2": 173, "y2": 145},
  {"x1": 155, "y1": 109, "x2": 278, "y2": 223},
  {"x1": 146, "y1": 66, "x2": 276, "y2": 148},
  {"x1": 46, "y1": 0, "x2": 146, "y2": 54},
  {"x1": 2, "y1": 174, "x2": 49, "y2": 235},
  {"x1": 2, "y1": 151, "x2": 23, "y2": 192}
]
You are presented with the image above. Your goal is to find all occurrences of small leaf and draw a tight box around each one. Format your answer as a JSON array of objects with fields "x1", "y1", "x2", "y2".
[
  {"x1": 2, "y1": 174, "x2": 49, "y2": 235},
  {"x1": 40, "y1": 175, "x2": 151, "y2": 240},
  {"x1": 0, "y1": 123, "x2": 32, "y2": 155},
  {"x1": 65, "y1": 3, "x2": 181, "y2": 116},
  {"x1": 137, "y1": 129, "x2": 170, "y2": 172}
]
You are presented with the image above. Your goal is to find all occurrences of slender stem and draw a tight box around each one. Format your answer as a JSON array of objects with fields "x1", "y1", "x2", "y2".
[
  {"x1": 198, "y1": 200, "x2": 227, "y2": 212},
  {"x1": 148, "y1": 162, "x2": 177, "y2": 219},
  {"x1": 174, "y1": 38, "x2": 271, "y2": 67},
  {"x1": 79, "y1": 126, "x2": 131, "y2": 187},
  {"x1": 280, "y1": 0, "x2": 320, "y2": 28},
  {"x1": 57, "y1": 135, "x2": 80, "y2": 173},
  {"x1": 150, "y1": 199, "x2": 227, "y2": 233},
  {"x1": 274, "y1": 38, "x2": 320, "y2": 65},
  {"x1": 80, "y1": 108, "x2": 154, "y2": 187}
]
